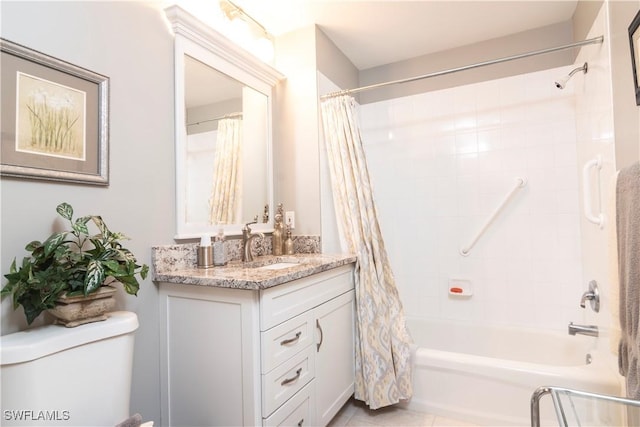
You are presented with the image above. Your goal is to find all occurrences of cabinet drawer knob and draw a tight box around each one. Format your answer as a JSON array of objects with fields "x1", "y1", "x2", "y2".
[
  {"x1": 280, "y1": 331, "x2": 302, "y2": 346},
  {"x1": 281, "y1": 368, "x2": 302, "y2": 386}
]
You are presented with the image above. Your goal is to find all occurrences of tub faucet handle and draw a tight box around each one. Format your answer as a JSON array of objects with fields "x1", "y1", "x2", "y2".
[{"x1": 579, "y1": 280, "x2": 600, "y2": 312}]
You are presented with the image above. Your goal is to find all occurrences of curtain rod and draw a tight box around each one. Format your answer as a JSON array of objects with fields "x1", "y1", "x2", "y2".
[
  {"x1": 321, "y1": 35, "x2": 604, "y2": 100},
  {"x1": 187, "y1": 112, "x2": 243, "y2": 126}
]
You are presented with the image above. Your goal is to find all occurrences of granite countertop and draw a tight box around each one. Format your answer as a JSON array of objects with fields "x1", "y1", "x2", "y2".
[{"x1": 153, "y1": 253, "x2": 357, "y2": 290}]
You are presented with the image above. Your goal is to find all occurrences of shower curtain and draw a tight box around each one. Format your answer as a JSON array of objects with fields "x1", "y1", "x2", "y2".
[
  {"x1": 209, "y1": 116, "x2": 242, "y2": 225},
  {"x1": 320, "y1": 95, "x2": 413, "y2": 409}
]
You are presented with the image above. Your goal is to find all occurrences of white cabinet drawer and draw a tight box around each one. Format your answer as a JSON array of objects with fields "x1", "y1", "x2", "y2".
[
  {"x1": 261, "y1": 310, "x2": 314, "y2": 374},
  {"x1": 262, "y1": 345, "x2": 315, "y2": 417},
  {"x1": 263, "y1": 381, "x2": 315, "y2": 427},
  {"x1": 260, "y1": 265, "x2": 354, "y2": 330}
]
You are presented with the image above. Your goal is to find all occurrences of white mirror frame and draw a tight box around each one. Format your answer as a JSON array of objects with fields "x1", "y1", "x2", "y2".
[{"x1": 165, "y1": 5, "x2": 284, "y2": 239}]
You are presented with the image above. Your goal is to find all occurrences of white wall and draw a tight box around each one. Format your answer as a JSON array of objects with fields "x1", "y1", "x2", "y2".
[
  {"x1": 1, "y1": 1, "x2": 175, "y2": 423},
  {"x1": 353, "y1": 1, "x2": 622, "y2": 384},
  {"x1": 359, "y1": 66, "x2": 585, "y2": 331},
  {"x1": 186, "y1": 131, "x2": 217, "y2": 223},
  {"x1": 574, "y1": 2, "x2": 618, "y2": 366},
  {"x1": 243, "y1": 86, "x2": 269, "y2": 221}
]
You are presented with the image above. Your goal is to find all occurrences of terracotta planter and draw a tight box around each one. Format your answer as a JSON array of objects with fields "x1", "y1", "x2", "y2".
[{"x1": 47, "y1": 286, "x2": 117, "y2": 327}]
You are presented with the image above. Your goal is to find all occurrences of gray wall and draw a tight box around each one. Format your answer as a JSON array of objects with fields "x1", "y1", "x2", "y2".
[
  {"x1": 573, "y1": 0, "x2": 604, "y2": 41},
  {"x1": 358, "y1": 21, "x2": 575, "y2": 104},
  {"x1": 273, "y1": 25, "x2": 358, "y2": 236},
  {"x1": 273, "y1": 26, "x2": 321, "y2": 235},
  {"x1": 315, "y1": 28, "x2": 359, "y2": 253},
  {"x1": 0, "y1": 1, "x2": 175, "y2": 423},
  {"x1": 315, "y1": 26, "x2": 359, "y2": 96}
]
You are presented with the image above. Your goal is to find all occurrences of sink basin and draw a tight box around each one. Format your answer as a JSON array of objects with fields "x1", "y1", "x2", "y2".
[{"x1": 258, "y1": 262, "x2": 299, "y2": 270}]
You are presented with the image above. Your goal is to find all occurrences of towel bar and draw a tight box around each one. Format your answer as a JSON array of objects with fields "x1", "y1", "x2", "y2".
[{"x1": 531, "y1": 385, "x2": 640, "y2": 427}]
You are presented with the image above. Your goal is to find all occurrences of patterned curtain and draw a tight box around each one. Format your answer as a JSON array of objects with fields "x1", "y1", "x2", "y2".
[
  {"x1": 320, "y1": 95, "x2": 413, "y2": 409},
  {"x1": 209, "y1": 116, "x2": 242, "y2": 225}
]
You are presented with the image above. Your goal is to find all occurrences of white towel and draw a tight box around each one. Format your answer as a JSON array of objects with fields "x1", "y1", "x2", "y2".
[{"x1": 616, "y1": 161, "x2": 640, "y2": 399}]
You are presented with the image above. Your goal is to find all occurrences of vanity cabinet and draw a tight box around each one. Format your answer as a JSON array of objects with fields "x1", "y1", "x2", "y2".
[
  {"x1": 312, "y1": 291, "x2": 356, "y2": 426},
  {"x1": 158, "y1": 264, "x2": 355, "y2": 427}
]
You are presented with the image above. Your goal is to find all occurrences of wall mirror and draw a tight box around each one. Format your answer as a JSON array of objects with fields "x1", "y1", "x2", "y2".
[{"x1": 166, "y1": 5, "x2": 284, "y2": 239}]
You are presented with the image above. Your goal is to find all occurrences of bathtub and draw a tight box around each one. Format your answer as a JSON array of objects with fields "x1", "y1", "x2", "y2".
[{"x1": 402, "y1": 317, "x2": 623, "y2": 426}]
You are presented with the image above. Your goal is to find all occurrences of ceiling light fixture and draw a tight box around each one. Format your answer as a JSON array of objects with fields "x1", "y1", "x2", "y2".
[
  {"x1": 220, "y1": 0, "x2": 268, "y2": 38},
  {"x1": 219, "y1": 0, "x2": 274, "y2": 63}
]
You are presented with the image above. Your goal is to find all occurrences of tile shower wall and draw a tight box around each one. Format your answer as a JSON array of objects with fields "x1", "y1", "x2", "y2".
[{"x1": 359, "y1": 66, "x2": 584, "y2": 331}]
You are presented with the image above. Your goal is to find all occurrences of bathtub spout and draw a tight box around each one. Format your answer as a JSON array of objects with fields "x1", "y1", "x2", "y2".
[{"x1": 568, "y1": 322, "x2": 598, "y2": 337}]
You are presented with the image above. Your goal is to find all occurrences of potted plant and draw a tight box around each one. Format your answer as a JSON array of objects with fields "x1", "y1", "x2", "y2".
[{"x1": 1, "y1": 202, "x2": 148, "y2": 326}]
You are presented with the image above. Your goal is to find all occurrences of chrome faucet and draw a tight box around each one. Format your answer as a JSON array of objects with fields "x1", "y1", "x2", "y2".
[
  {"x1": 242, "y1": 220, "x2": 264, "y2": 262},
  {"x1": 568, "y1": 322, "x2": 599, "y2": 337},
  {"x1": 580, "y1": 280, "x2": 600, "y2": 312}
]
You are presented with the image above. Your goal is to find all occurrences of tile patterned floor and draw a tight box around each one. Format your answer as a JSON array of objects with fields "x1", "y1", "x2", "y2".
[{"x1": 328, "y1": 399, "x2": 479, "y2": 427}]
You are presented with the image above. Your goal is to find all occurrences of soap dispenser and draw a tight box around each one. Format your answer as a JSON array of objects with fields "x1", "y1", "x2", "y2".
[
  {"x1": 284, "y1": 223, "x2": 294, "y2": 255},
  {"x1": 213, "y1": 228, "x2": 227, "y2": 266},
  {"x1": 272, "y1": 203, "x2": 284, "y2": 256}
]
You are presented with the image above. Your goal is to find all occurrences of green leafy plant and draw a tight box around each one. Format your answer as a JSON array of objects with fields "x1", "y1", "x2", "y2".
[{"x1": 1, "y1": 202, "x2": 149, "y2": 324}]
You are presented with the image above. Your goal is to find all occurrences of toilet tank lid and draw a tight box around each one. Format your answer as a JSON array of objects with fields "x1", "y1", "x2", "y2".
[{"x1": 0, "y1": 311, "x2": 139, "y2": 365}]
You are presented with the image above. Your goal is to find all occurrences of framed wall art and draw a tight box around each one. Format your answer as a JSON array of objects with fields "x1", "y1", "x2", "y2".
[
  {"x1": 1, "y1": 38, "x2": 109, "y2": 185},
  {"x1": 629, "y1": 10, "x2": 640, "y2": 106}
]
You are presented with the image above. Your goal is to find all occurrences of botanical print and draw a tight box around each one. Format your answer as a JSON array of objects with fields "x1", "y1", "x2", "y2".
[{"x1": 15, "y1": 72, "x2": 86, "y2": 160}]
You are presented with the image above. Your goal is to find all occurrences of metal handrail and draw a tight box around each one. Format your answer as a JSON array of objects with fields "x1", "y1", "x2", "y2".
[{"x1": 531, "y1": 385, "x2": 640, "y2": 427}]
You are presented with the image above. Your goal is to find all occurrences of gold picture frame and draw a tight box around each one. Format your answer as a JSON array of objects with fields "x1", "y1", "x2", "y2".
[{"x1": 1, "y1": 38, "x2": 109, "y2": 185}]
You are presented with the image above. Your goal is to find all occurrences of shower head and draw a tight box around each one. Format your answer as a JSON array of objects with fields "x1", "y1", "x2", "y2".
[{"x1": 554, "y1": 62, "x2": 588, "y2": 89}]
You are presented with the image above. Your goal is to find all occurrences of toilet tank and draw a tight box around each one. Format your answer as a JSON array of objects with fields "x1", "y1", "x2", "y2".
[{"x1": 1, "y1": 311, "x2": 139, "y2": 427}]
